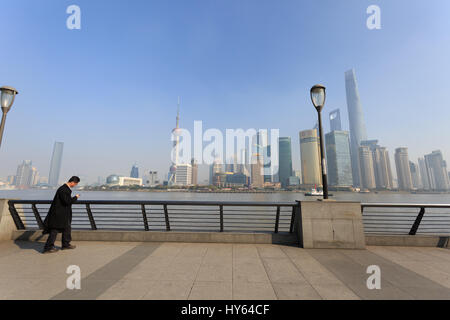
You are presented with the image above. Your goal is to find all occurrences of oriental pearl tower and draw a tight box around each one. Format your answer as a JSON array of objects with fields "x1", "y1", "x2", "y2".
[{"x1": 168, "y1": 98, "x2": 181, "y2": 185}]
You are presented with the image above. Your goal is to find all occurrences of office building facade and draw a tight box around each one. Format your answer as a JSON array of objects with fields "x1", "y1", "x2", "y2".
[
  {"x1": 300, "y1": 130, "x2": 322, "y2": 186},
  {"x1": 424, "y1": 150, "x2": 450, "y2": 191},
  {"x1": 358, "y1": 146, "x2": 376, "y2": 189},
  {"x1": 278, "y1": 137, "x2": 293, "y2": 187},
  {"x1": 395, "y1": 148, "x2": 413, "y2": 191},
  {"x1": 325, "y1": 131, "x2": 353, "y2": 187}
]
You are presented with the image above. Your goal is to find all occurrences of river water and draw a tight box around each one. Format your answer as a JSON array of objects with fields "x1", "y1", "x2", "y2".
[{"x1": 2, "y1": 189, "x2": 450, "y2": 203}]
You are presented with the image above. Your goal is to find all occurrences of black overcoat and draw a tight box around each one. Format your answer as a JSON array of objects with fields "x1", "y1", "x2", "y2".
[{"x1": 42, "y1": 184, "x2": 78, "y2": 234}]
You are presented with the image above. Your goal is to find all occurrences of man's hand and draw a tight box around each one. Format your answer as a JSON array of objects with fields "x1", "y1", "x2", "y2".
[{"x1": 75, "y1": 194, "x2": 80, "y2": 198}]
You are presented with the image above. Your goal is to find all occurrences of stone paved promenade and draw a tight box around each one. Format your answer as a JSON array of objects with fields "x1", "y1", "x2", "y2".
[{"x1": 0, "y1": 240, "x2": 449, "y2": 300}]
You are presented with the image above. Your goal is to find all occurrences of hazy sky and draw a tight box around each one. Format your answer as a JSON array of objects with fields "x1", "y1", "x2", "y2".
[{"x1": 1, "y1": 0, "x2": 450, "y2": 184}]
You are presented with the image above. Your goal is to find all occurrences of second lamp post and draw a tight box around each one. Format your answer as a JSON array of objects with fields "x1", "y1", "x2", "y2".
[
  {"x1": 0, "y1": 86, "x2": 19, "y2": 150},
  {"x1": 310, "y1": 84, "x2": 329, "y2": 199}
]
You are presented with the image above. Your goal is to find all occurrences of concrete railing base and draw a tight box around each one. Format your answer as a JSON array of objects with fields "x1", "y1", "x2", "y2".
[
  {"x1": 0, "y1": 199, "x2": 17, "y2": 241},
  {"x1": 298, "y1": 201, "x2": 366, "y2": 249},
  {"x1": 366, "y1": 234, "x2": 449, "y2": 248},
  {"x1": 11, "y1": 230, "x2": 298, "y2": 245}
]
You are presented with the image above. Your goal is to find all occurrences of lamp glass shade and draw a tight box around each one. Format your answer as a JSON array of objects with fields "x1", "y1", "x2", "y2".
[
  {"x1": 310, "y1": 85, "x2": 326, "y2": 110},
  {"x1": 1, "y1": 89, "x2": 16, "y2": 111}
]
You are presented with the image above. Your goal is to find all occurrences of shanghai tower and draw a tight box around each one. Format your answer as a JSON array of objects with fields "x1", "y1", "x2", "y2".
[{"x1": 345, "y1": 69, "x2": 368, "y2": 187}]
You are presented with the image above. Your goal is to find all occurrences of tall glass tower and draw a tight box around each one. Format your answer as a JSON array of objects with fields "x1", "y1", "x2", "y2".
[
  {"x1": 325, "y1": 131, "x2": 353, "y2": 187},
  {"x1": 329, "y1": 109, "x2": 342, "y2": 132},
  {"x1": 345, "y1": 69, "x2": 368, "y2": 187},
  {"x1": 130, "y1": 164, "x2": 139, "y2": 178},
  {"x1": 278, "y1": 137, "x2": 293, "y2": 187},
  {"x1": 48, "y1": 142, "x2": 64, "y2": 187}
]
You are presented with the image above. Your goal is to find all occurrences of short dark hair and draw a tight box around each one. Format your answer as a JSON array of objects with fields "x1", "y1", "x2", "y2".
[{"x1": 68, "y1": 176, "x2": 80, "y2": 183}]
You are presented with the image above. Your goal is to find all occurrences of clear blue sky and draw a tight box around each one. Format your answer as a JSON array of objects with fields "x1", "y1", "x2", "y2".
[{"x1": 1, "y1": 0, "x2": 450, "y2": 184}]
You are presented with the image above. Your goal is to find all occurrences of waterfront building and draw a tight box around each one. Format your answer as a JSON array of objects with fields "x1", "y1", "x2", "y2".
[
  {"x1": 15, "y1": 160, "x2": 37, "y2": 187},
  {"x1": 250, "y1": 152, "x2": 264, "y2": 188},
  {"x1": 345, "y1": 69, "x2": 368, "y2": 187},
  {"x1": 418, "y1": 158, "x2": 431, "y2": 190},
  {"x1": 225, "y1": 173, "x2": 247, "y2": 187},
  {"x1": 175, "y1": 164, "x2": 192, "y2": 186},
  {"x1": 409, "y1": 161, "x2": 422, "y2": 190},
  {"x1": 191, "y1": 159, "x2": 198, "y2": 185},
  {"x1": 325, "y1": 131, "x2": 353, "y2": 187},
  {"x1": 395, "y1": 148, "x2": 413, "y2": 191},
  {"x1": 48, "y1": 141, "x2": 64, "y2": 187},
  {"x1": 299, "y1": 130, "x2": 322, "y2": 187},
  {"x1": 278, "y1": 137, "x2": 293, "y2": 187},
  {"x1": 288, "y1": 176, "x2": 300, "y2": 186},
  {"x1": 144, "y1": 171, "x2": 158, "y2": 186},
  {"x1": 360, "y1": 140, "x2": 394, "y2": 190},
  {"x1": 358, "y1": 145, "x2": 376, "y2": 189},
  {"x1": 106, "y1": 175, "x2": 142, "y2": 186},
  {"x1": 209, "y1": 160, "x2": 223, "y2": 185},
  {"x1": 424, "y1": 150, "x2": 450, "y2": 191}
]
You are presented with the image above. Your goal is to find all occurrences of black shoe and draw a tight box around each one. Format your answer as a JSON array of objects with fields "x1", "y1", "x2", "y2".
[
  {"x1": 42, "y1": 247, "x2": 59, "y2": 254},
  {"x1": 61, "y1": 244, "x2": 76, "y2": 250}
]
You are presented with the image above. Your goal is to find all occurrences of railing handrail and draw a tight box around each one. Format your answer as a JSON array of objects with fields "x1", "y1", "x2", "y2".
[
  {"x1": 7, "y1": 199, "x2": 297, "y2": 207},
  {"x1": 361, "y1": 203, "x2": 450, "y2": 209}
]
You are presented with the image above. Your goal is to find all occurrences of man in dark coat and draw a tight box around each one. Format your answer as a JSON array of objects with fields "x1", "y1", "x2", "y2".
[{"x1": 42, "y1": 176, "x2": 81, "y2": 254}]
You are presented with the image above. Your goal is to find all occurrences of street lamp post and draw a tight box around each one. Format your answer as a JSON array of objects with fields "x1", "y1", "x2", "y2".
[
  {"x1": 0, "y1": 86, "x2": 19, "y2": 150},
  {"x1": 310, "y1": 84, "x2": 329, "y2": 199}
]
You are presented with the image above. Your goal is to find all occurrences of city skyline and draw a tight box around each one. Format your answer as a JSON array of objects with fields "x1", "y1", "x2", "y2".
[{"x1": 1, "y1": 1, "x2": 450, "y2": 184}]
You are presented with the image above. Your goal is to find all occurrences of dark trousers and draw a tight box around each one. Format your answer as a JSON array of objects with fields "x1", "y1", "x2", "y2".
[{"x1": 44, "y1": 227, "x2": 72, "y2": 249}]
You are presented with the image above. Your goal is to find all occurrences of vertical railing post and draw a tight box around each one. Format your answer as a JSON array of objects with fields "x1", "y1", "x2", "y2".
[
  {"x1": 289, "y1": 206, "x2": 295, "y2": 233},
  {"x1": 31, "y1": 204, "x2": 44, "y2": 229},
  {"x1": 141, "y1": 204, "x2": 149, "y2": 231},
  {"x1": 85, "y1": 203, "x2": 97, "y2": 230},
  {"x1": 409, "y1": 207, "x2": 425, "y2": 235},
  {"x1": 219, "y1": 205, "x2": 224, "y2": 232},
  {"x1": 274, "y1": 206, "x2": 280, "y2": 233},
  {"x1": 8, "y1": 201, "x2": 25, "y2": 230},
  {"x1": 164, "y1": 204, "x2": 171, "y2": 231}
]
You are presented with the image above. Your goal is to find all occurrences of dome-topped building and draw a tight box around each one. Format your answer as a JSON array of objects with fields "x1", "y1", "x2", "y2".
[{"x1": 106, "y1": 174, "x2": 120, "y2": 185}]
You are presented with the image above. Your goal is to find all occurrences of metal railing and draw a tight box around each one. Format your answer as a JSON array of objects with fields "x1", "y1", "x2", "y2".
[
  {"x1": 8, "y1": 200, "x2": 450, "y2": 236},
  {"x1": 8, "y1": 200, "x2": 298, "y2": 234},
  {"x1": 361, "y1": 203, "x2": 450, "y2": 235}
]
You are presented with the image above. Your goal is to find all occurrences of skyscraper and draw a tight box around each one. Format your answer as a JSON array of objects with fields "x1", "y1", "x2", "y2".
[
  {"x1": 130, "y1": 164, "x2": 139, "y2": 178},
  {"x1": 255, "y1": 130, "x2": 272, "y2": 183},
  {"x1": 345, "y1": 69, "x2": 368, "y2": 187},
  {"x1": 15, "y1": 160, "x2": 37, "y2": 187},
  {"x1": 358, "y1": 145, "x2": 376, "y2": 189},
  {"x1": 278, "y1": 137, "x2": 293, "y2": 187},
  {"x1": 409, "y1": 161, "x2": 422, "y2": 190},
  {"x1": 48, "y1": 141, "x2": 64, "y2": 187},
  {"x1": 418, "y1": 157, "x2": 430, "y2": 190},
  {"x1": 299, "y1": 130, "x2": 322, "y2": 187},
  {"x1": 395, "y1": 148, "x2": 413, "y2": 191},
  {"x1": 191, "y1": 158, "x2": 198, "y2": 185},
  {"x1": 325, "y1": 131, "x2": 353, "y2": 187},
  {"x1": 329, "y1": 109, "x2": 342, "y2": 132},
  {"x1": 175, "y1": 164, "x2": 192, "y2": 186},
  {"x1": 424, "y1": 150, "x2": 450, "y2": 191},
  {"x1": 209, "y1": 159, "x2": 223, "y2": 185},
  {"x1": 250, "y1": 152, "x2": 264, "y2": 188},
  {"x1": 360, "y1": 140, "x2": 394, "y2": 190},
  {"x1": 168, "y1": 99, "x2": 181, "y2": 185}
]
